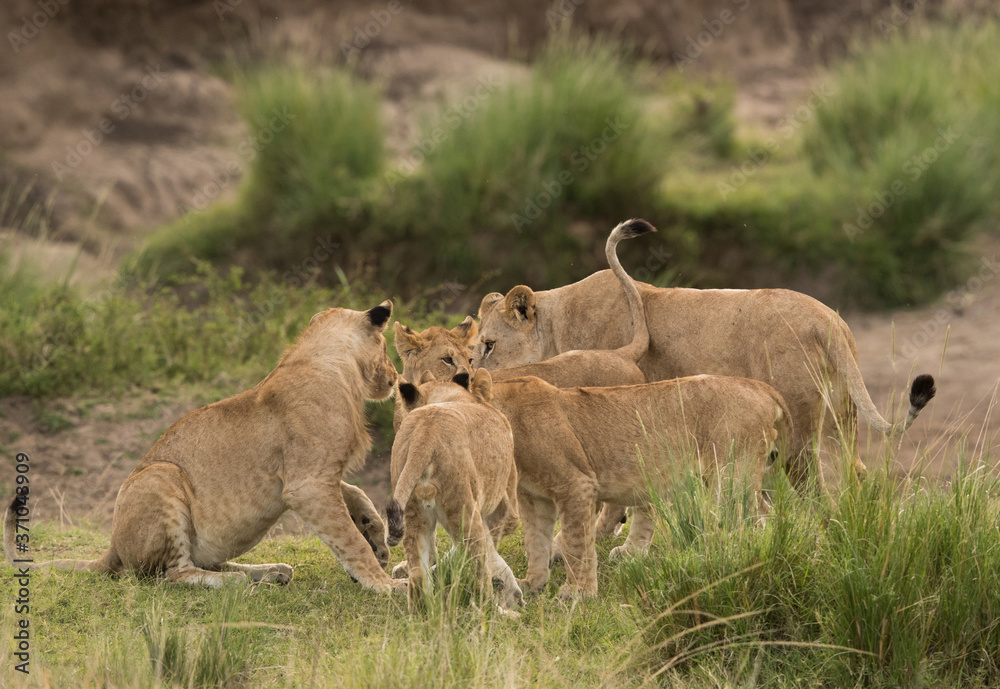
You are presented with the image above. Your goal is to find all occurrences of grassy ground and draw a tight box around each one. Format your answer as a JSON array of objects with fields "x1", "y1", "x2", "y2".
[{"x1": 2, "y1": 438, "x2": 998, "y2": 688}]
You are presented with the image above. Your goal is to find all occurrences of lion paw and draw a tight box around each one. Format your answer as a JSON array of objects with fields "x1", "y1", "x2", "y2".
[
  {"x1": 391, "y1": 561, "x2": 408, "y2": 579},
  {"x1": 499, "y1": 582, "x2": 525, "y2": 610},
  {"x1": 259, "y1": 564, "x2": 294, "y2": 585},
  {"x1": 609, "y1": 545, "x2": 630, "y2": 560}
]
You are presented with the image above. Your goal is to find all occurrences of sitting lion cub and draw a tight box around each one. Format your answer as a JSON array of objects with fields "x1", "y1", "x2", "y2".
[
  {"x1": 389, "y1": 370, "x2": 523, "y2": 610},
  {"x1": 491, "y1": 374, "x2": 793, "y2": 600},
  {"x1": 4, "y1": 302, "x2": 404, "y2": 593}
]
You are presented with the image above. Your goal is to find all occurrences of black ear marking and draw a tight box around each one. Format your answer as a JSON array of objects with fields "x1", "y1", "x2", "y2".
[
  {"x1": 452, "y1": 372, "x2": 470, "y2": 389},
  {"x1": 399, "y1": 383, "x2": 418, "y2": 405},
  {"x1": 367, "y1": 302, "x2": 392, "y2": 327}
]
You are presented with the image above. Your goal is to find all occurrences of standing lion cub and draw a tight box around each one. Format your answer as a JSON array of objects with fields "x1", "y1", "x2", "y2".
[
  {"x1": 389, "y1": 370, "x2": 522, "y2": 610},
  {"x1": 4, "y1": 302, "x2": 404, "y2": 594}
]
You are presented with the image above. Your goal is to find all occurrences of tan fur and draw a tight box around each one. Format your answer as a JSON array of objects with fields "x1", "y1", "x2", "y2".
[
  {"x1": 390, "y1": 370, "x2": 522, "y2": 610},
  {"x1": 394, "y1": 223, "x2": 656, "y2": 540},
  {"x1": 473, "y1": 220, "x2": 936, "y2": 486},
  {"x1": 491, "y1": 374, "x2": 791, "y2": 599},
  {"x1": 4, "y1": 302, "x2": 403, "y2": 593},
  {"x1": 487, "y1": 219, "x2": 652, "y2": 389},
  {"x1": 392, "y1": 317, "x2": 477, "y2": 430}
]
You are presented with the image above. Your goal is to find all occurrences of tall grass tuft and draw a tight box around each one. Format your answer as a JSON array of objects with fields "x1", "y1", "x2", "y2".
[{"x1": 616, "y1": 438, "x2": 1000, "y2": 686}]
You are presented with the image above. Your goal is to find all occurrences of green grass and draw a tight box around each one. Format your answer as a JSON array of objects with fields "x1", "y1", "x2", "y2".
[
  {"x1": 2, "y1": 437, "x2": 998, "y2": 687},
  {"x1": 615, "y1": 445, "x2": 1000, "y2": 687},
  {"x1": 0, "y1": 522, "x2": 641, "y2": 688}
]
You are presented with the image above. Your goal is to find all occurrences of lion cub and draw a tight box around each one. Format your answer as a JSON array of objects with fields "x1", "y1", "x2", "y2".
[
  {"x1": 491, "y1": 374, "x2": 793, "y2": 600},
  {"x1": 389, "y1": 370, "x2": 523, "y2": 610},
  {"x1": 4, "y1": 302, "x2": 404, "y2": 594}
]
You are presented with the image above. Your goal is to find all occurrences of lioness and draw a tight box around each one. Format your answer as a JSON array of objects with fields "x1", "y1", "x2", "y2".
[
  {"x1": 392, "y1": 220, "x2": 658, "y2": 539},
  {"x1": 488, "y1": 219, "x2": 652, "y2": 388},
  {"x1": 473, "y1": 219, "x2": 937, "y2": 486},
  {"x1": 4, "y1": 302, "x2": 404, "y2": 593},
  {"x1": 491, "y1": 374, "x2": 793, "y2": 599},
  {"x1": 389, "y1": 370, "x2": 522, "y2": 610}
]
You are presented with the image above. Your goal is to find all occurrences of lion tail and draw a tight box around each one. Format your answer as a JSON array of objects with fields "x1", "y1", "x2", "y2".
[
  {"x1": 4, "y1": 495, "x2": 119, "y2": 573},
  {"x1": 387, "y1": 437, "x2": 438, "y2": 546},
  {"x1": 606, "y1": 219, "x2": 656, "y2": 365},
  {"x1": 824, "y1": 322, "x2": 936, "y2": 437},
  {"x1": 768, "y1": 388, "x2": 795, "y2": 465}
]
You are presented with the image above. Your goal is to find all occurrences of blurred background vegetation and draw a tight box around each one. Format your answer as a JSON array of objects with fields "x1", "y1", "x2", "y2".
[{"x1": 2, "y1": 6, "x2": 999, "y2": 400}]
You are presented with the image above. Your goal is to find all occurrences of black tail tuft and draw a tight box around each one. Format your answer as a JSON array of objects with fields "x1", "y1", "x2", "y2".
[
  {"x1": 909, "y1": 374, "x2": 937, "y2": 410},
  {"x1": 7, "y1": 494, "x2": 25, "y2": 514},
  {"x1": 386, "y1": 499, "x2": 404, "y2": 546},
  {"x1": 616, "y1": 218, "x2": 657, "y2": 239}
]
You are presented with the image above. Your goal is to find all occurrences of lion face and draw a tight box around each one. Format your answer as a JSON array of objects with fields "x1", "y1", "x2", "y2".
[
  {"x1": 393, "y1": 317, "x2": 477, "y2": 384},
  {"x1": 472, "y1": 287, "x2": 545, "y2": 370}
]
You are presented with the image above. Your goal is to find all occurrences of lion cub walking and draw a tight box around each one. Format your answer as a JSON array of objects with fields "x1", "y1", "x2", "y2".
[
  {"x1": 4, "y1": 302, "x2": 403, "y2": 593},
  {"x1": 389, "y1": 370, "x2": 523, "y2": 610},
  {"x1": 490, "y1": 374, "x2": 793, "y2": 600}
]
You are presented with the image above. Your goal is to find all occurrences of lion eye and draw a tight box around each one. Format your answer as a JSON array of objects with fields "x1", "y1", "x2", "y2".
[
  {"x1": 442, "y1": 357, "x2": 454, "y2": 366},
  {"x1": 483, "y1": 341, "x2": 495, "y2": 358}
]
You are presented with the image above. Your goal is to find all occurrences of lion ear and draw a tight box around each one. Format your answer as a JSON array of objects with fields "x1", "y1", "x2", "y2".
[
  {"x1": 503, "y1": 285, "x2": 536, "y2": 326},
  {"x1": 478, "y1": 293, "x2": 504, "y2": 320},
  {"x1": 366, "y1": 300, "x2": 393, "y2": 329},
  {"x1": 393, "y1": 322, "x2": 423, "y2": 358},
  {"x1": 417, "y1": 370, "x2": 437, "y2": 385},
  {"x1": 452, "y1": 316, "x2": 478, "y2": 345},
  {"x1": 470, "y1": 368, "x2": 493, "y2": 403},
  {"x1": 398, "y1": 380, "x2": 420, "y2": 408},
  {"x1": 309, "y1": 310, "x2": 326, "y2": 325}
]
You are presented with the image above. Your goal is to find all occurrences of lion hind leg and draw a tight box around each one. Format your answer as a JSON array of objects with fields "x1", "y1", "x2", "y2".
[
  {"x1": 595, "y1": 502, "x2": 628, "y2": 539},
  {"x1": 610, "y1": 505, "x2": 654, "y2": 560},
  {"x1": 518, "y1": 491, "x2": 557, "y2": 594},
  {"x1": 554, "y1": 481, "x2": 599, "y2": 600}
]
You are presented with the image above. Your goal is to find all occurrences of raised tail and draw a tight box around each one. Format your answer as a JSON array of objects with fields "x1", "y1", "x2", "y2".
[
  {"x1": 4, "y1": 495, "x2": 117, "y2": 573},
  {"x1": 825, "y1": 322, "x2": 937, "y2": 437},
  {"x1": 606, "y1": 219, "x2": 656, "y2": 364}
]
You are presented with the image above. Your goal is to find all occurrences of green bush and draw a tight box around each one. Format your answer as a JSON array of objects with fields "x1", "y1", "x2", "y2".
[
  {"x1": 134, "y1": 37, "x2": 669, "y2": 295},
  {"x1": 130, "y1": 21, "x2": 1000, "y2": 310}
]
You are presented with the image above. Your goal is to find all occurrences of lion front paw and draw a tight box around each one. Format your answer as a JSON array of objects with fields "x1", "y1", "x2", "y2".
[
  {"x1": 391, "y1": 560, "x2": 408, "y2": 579},
  {"x1": 260, "y1": 563, "x2": 294, "y2": 585},
  {"x1": 500, "y1": 582, "x2": 524, "y2": 610}
]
